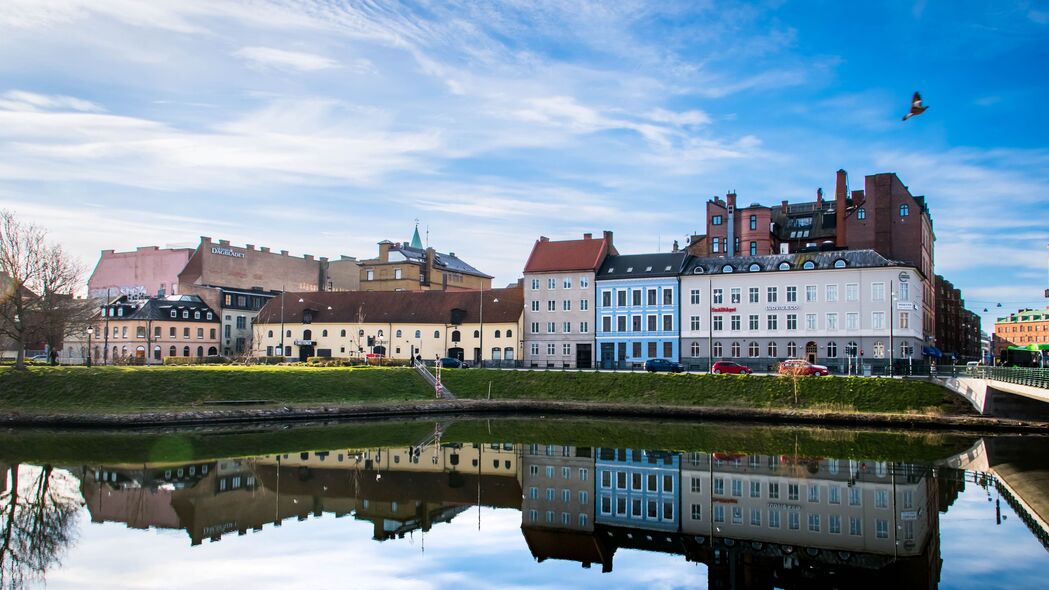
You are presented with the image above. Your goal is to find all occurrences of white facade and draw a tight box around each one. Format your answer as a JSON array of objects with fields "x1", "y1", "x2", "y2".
[{"x1": 681, "y1": 256, "x2": 924, "y2": 371}]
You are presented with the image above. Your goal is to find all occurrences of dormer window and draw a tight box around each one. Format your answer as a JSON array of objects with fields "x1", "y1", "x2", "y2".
[
  {"x1": 664, "y1": 266, "x2": 671, "y2": 271},
  {"x1": 194, "y1": 311, "x2": 200, "y2": 319},
  {"x1": 645, "y1": 266, "x2": 652, "y2": 272},
  {"x1": 748, "y1": 263, "x2": 761, "y2": 272},
  {"x1": 182, "y1": 310, "x2": 189, "y2": 319},
  {"x1": 170, "y1": 310, "x2": 176, "y2": 318},
  {"x1": 833, "y1": 259, "x2": 847, "y2": 269},
  {"x1": 117, "y1": 308, "x2": 124, "y2": 317},
  {"x1": 626, "y1": 267, "x2": 633, "y2": 272},
  {"x1": 206, "y1": 312, "x2": 213, "y2": 320},
  {"x1": 802, "y1": 260, "x2": 816, "y2": 270},
  {"x1": 607, "y1": 268, "x2": 614, "y2": 273},
  {"x1": 722, "y1": 265, "x2": 734, "y2": 273},
  {"x1": 692, "y1": 267, "x2": 704, "y2": 274},
  {"x1": 778, "y1": 262, "x2": 790, "y2": 271},
  {"x1": 303, "y1": 310, "x2": 313, "y2": 324}
]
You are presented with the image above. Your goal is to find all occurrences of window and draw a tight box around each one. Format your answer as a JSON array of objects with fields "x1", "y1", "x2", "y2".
[
  {"x1": 749, "y1": 242, "x2": 757, "y2": 256},
  {"x1": 580, "y1": 299, "x2": 589, "y2": 311},
  {"x1": 826, "y1": 284, "x2": 838, "y2": 302},
  {"x1": 562, "y1": 300, "x2": 571, "y2": 311},
  {"x1": 827, "y1": 341, "x2": 838, "y2": 357},
  {"x1": 636, "y1": 289, "x2": 645, "y2": 306},
  {"x1": 900, "y1": 204, "x2": 909, "y2": 217},
  {"x1": 808, "y1": 513, "x2": 821, "y2": 532},
  {"x1": 170, "y1": 310, "x2": 176, "y2": 318},
  {"x1": 827, "y1": 313, "x2": 838, "y2": 331},
  {"x1": 767, "y1": 314, "x2": 778, "y2": 330},
  {"x1": 857, "y1": 207, "x2": 866, "y2": 220},
  {"x1": 601, "y1": 290, "x2": 612, "y2": 307},
  {"x1": 713, "y1": 289, "x2": 723, "y2": 304},
  {"x1": 846, "y1": 283, "x2": 859, "y2": 302},
  {"x1": 899, "y1": 282, "x2": 909, "y2": 301},
  {"x1": 548, "y1": 278, "x2": 556, "y2": 289},
  {"x1": 713, "y1": 316, "x2": 723, "y2": 331},
  {"x1": 712, "y1": 215, "x2": 723, "y2": 225},
  {"x1": 789, "y1": 511, "x2": 800, "y2": 530},
  {"x1": 872, "y1": 282, "x2": 886, "y2": 302},
  {"x1": 767, "y1": 287, "x2": 777, "y2": 302},
  {"x1": 876, "y1": 519, "x2": 889, "y2": 539},
  {"x1": 548, "y1": 322, "x2": 557, "y2": 333},
  {"x1": 690, "y1": 341, "x2": 701, "y2": 356},
  {"x1": 730, "y1": 288, "x2": 741, "y2": 303},
  {"x1": 732, "y1": 506, "x2": 743, "y2": 524},
  {"x1": 712, "y1": 237, "x2": 720, "y2": 253},
  {"x1": 531, "y1": 300, "x2": 540, "y2": 312},
  {"x1": 731, "y1": 341, "x2": 741, "y2": 357},
  {"x1": 786, "y1": 286, "x2": 797, "y2": 302},
  {"x1": 805, "y1": 285, "x2": 817, "y2": 302},
  {"x1": 833, "y1": 259, "x2": 847, "y2": 268},
  {"x1": 691, "y1": 504, "x2": 702, "y2": 520},
  {"x1": 182, "y1": 310, "x2": 189, "y2": 319},
  {"x1": 563, "y1": 278, "x2": 572, "y2": 289},
  {"x1": 663, "y1": 315, "x2": 673, "y2": 331},
  {"x1": 730, "y1": 315, "x2": 740, "y2": 331},
  {"x1": 787, "y1": 341, "x2": 797, "y2": 357},
  {"x1": 768, "y1": 341, "x2": 778, "y2": 357},
  {"x1": 562, "y1": 343, "x2": 571, "y2": 355},
  {"x1": 690, "y1": 289, "x2": 701, "y2": 304},
  {"x1": 875, "y1": 489, "x2": 888, "y2": 508},
  {"x1": 367, "y1": 270, "x2": 374, "y2": 281},
  {"x1": 722, "y1": 264, "x2": 734, "y2": 273},
  {"x1": 846, "y1": 313, "x2": 859, "y2": 330},
  {"x1": 580, "y1": 277, "x2": 589, "y2": 288},
  {"x1": 769, "y1": 510, "x2": 781, "y2": 528},
  {"x1": 547, "y1": 300, "x2": 556, "y2": 312},
  {"x1": 805, "y1": 313, "x2": 817, "y2": 330},
  {"x1": 749, "y1": 287, "x2": 759, "y2": 303},
  {"x1": 433, "y1": 330, "x2": 440, "y2": 338},
  {"x1": 749, "y1": 214, "x2": 757, "y2": 230},
  {"x1": 786, "y1": 314, "x2": 797, "y2": 330},
  {"x1": 530, "y1": 343, "x2": 539, "y2": 356},
  {"x1": 749, "y1": 314, "x2": 759, "y2": 330},
  {"x1": 713, "y1": 342, "x2": 723, "y2": 356},
  {"x1": 900, "y1": 311, "x2": 910, "y2": 329},
  {"x1": 663, "y1": 289, "x2": 673, "y2": 305},
  {"x1": 850, "y1": 516, "x2": 862, "y2": 535},
  {"x1": 617, "y1": 290, "x2": 627, "y2": 307},
  {"x1": 849, "y1": 487, "x2": 861, "y2": 506},
  {"x1": 872, "y1": 311, "x2": 885, "y2": 330}
]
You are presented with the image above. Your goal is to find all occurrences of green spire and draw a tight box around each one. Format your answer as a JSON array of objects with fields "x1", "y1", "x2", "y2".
[{"x1": 410, "y1": 222, "x2": 423, "y2": 249}]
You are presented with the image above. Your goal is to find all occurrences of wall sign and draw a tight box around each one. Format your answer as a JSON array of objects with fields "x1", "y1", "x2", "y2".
[
  {"x1": 898, "y1": 271, "x2": 911, "y2": 282},
  {"x1": 711, "y1": 307, "x2": 737, "y2": 313},
  {"x1": 211, "y1": 247, "x2": 245, "y2": 258},
  {"x1": 766, "y1": 304, "x2": 800, "y2": 311}
]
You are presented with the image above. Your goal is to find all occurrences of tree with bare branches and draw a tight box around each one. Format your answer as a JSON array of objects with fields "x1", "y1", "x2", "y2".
[{"x1": 0, "y1": 210, "x2": 88, "y2": 369}]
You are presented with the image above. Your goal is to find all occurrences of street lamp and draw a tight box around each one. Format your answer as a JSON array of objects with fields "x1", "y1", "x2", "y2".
[
  {"x1": 86, "y1": 328, "x2": 93, "y2": 367},
  {"x1": 479, "y1": 290, "x2": 499, "y2": 368},
  {"x1": 889, "y1": 280, "x2": 895, "y2": 378}
]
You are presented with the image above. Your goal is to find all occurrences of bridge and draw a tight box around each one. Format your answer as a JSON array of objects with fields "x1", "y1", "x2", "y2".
[{"x1": 936, "y1": 366, "x2": 1049, "y2": 419}]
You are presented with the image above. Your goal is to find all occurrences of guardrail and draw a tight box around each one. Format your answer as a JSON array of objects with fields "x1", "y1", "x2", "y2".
[{"x1": 939, "y1": 365, "x2": 1049, "y2": 390}]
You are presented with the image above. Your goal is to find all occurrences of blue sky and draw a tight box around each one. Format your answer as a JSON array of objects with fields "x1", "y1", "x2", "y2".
[{"x1": 0, "y1": 1, "x2": 1047, "y2": 330}]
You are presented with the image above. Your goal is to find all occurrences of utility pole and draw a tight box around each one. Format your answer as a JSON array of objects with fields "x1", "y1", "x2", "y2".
[
  {"x1": 278, "y1": 284, "x2": 285, "y2": 358},
  {"x1": 889, "y1": 279, "x2": 895, "y2": 377}
]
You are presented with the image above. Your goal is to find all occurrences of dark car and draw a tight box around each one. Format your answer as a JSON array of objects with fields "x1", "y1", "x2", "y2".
[
  {"x1": 711, "y1": 360, "x2": 752, "y2": 375},
  {"x1": 439, "y1": 357, "x2": 471, "y2": 369},
  {"x1": 645, "y1": 358, "x2": 684, "y2": 373}
]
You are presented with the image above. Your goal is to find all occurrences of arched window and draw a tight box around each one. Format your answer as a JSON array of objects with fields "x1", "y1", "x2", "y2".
[
  {"x1": 713, "y1": 342, "x2": 723, "y2": 357},
  {"x1": 722, "y1": 264, "x2": 734, "y2": 273},
  {"x1": 491, "y1": 347, "x2": 501, "y2": 360},
  {"x1": 378, "y1": 330, "x2": 384, "y2": 337},
  {"x1": 196, "y1": 346, "x2": 204, "y2": 357},
  {"x1": 473, "y1": 329, "x2": 480, "y2": 338},
  {"x1": 194, "y1": 311, "x2": 200, "y2": 319},
  {"x1": 182, "y1": 310, "x2": 189, "y2": 319},
  {"x1": 827, "y1": 341, "x2": 838, "y2": 357},
  {"x1": 395, "y1": 329, "x2": 402, "y2": 338},
  {"x1": 434, "y1": 330, "x2": 440, "y2": 338},
  {"x1": 506, "y1": 329, "x2": 512, "y2": 338},
  {"x1": 857, "y1": 207, "x2": 866, "y2": 220},
  {"x1": 268, "y1": 330, "x2": 273, "y2": 337},
  {"x1": 748, "y1": 263, "x2": 760, "y2": 272},
  {"x1": 690, "y1": 342, "x2": 701, "y2": 357},
  {"x1": 787, "y1": 341, "x2": 797, "y2": 357},
  {"x1": 845, "y1": 341, "x2": 859, "y2": 356},
  {"x1": 322, "y1": 329, "x2": 328, "y2": 337},
  {"x1": 153, "y1": 346, "x2": 161, "y2": 361},
  {"x1": 208, "y1": 346, "x2": 217, "y2": 356},
  {"x1": 451, "y1": 330, "x2": 461, "y2": 342},
  {"x1": 900, "y1": 204, "x2": 909, "y2": 217},
  {"x1": 182, "y1": 346, "x2": 190, "y2": 357},
  {"x1": 873, "y1": 341, "x2": 885, "y2": 358},
  {"x1": 286, "y1": 330, "x2": 292, "y2": 337},
  {"x1": 767, "y1": 341, "x2": 778, "y2": 357},
  {"x1": 778, "y1": 262, "x2": 790, "y2": 271},
  {"x1": 731, "y1": 341, "x2": 741, "y2": 357},
  {"x1": 833, "y1": 259, "x2": 846, "y2": 268},
  {"x1": 414, "y1": 330, "x2": 421, "y2": 338},
  {"x1": 494, "y1": 329, "x2": 501, "y2": 338},
  {"x1": 504, "y1": 347, "x2": 514, "y2": 360},
  {"x1": 802, "y1": 260, "x2": 816, "y2": 270},
  {"x1": 748, "y1": 342, "x2": 760, "y2": 357},
  {"x1": 169, "y1": 345, "x2": 176, "y2": 357},
  {"x1": 303, "y1": 329, "x2": 312, "y2": 340},
  {"x1": 341, "y1": 329, "x2": 347, "y2": 337}
]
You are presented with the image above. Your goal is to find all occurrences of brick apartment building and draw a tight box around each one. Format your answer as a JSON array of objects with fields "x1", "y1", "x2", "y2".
[
  {"x1": 934, "y1": 275, "x2": 982, "y2": 362},
  {"x1": 993, "y1": 307, "x2": 1049, "y2": 356},
  {"x1": 686, "y1": 170, "x2": 937, "y2": 348}
]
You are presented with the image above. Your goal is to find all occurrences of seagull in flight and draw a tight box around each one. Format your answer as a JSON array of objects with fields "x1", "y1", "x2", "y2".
[{"x1": 902, "y1": 91, "x2": 928, "y2": 121}]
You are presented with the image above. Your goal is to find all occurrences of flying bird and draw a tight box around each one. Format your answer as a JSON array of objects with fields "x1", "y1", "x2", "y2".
[{"x1": 902, "y1": 91, "x2": 928, "y2": 121}]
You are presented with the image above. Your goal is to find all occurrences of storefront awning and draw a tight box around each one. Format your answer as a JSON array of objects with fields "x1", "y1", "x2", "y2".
[{"x1": 922, "y1": 346, "x2": 942, "y2": 358}]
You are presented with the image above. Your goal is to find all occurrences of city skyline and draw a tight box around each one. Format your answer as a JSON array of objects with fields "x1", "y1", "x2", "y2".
[{"x1": 1, "y1": 1, "x2": 1048, "y2": 331}]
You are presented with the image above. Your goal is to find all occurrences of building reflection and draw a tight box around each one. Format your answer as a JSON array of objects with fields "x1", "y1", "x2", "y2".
[{"x1": 76, "y1": 441, "x2": 1043, "y2": 588}]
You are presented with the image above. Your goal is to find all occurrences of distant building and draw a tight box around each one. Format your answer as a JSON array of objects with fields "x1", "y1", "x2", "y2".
[
  {"x1": 522, "y1": 444, "x2": 595, "y2": 534},
  {"x1": 358, "y1": 229, "x2": 492, "y2": 292},
  {"x1": 94, "y1": 294, "x2": 221, "y2": 364},
  {"x1": 251, "y1": 287, "x2": 523, "y2": 362},
  {"x1": 993, "y1": 307, "x2": 1049, "y2": 356},
  {"x1": 87, "y1": 246, "x2": 193, "y2": 300},
  {"x1": 934, "y1": 275, "x2": 982, "y2": 362},
  {"x1": 595, "y1": 448, "x2": 680, "y2": 531},
  {"x1": 522, "y1": 231, "x2": 615, "y2": 369}
]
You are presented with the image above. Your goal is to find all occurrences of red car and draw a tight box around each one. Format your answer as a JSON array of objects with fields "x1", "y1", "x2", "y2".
[
  {"x1": 778, "y1": 359, "x2": 829, "y2": 376},
  {"x1": 711, "y1": 360, "x2": 752, "y2": 375}
]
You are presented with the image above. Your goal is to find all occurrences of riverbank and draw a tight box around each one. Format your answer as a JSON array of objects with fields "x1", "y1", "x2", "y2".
[{"x1": 1, "y1": 365, "x2": 1042, "y2": 432}]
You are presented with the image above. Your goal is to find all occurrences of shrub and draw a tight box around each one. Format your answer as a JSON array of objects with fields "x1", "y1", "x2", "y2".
[{"x1": 162, "y1": 356, "x2": 229, "y2": 366}]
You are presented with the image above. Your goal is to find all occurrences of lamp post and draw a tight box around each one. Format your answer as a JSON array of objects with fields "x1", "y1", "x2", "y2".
[
  {"x1": 86, "y1": 328, "x2": 93, "y2": 367},
  {"x1": 889, "y1": 280, "x2": 895, "y2": 378},
  {"x1": 278, "y1": 284, "x2": 286, "y2": 358}
]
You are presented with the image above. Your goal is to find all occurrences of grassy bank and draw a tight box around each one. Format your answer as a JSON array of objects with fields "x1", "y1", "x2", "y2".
[
  {"x1": 441, "y1": 370, "x2": 965, "y2": 414},
  {"x1": 0, "y1": 365, "x2": 432, "y2": 413}
]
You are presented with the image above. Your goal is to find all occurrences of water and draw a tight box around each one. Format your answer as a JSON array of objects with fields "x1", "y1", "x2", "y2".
[{"x1": 1, "y1": 418, "x2": 1047, "y2": 589}]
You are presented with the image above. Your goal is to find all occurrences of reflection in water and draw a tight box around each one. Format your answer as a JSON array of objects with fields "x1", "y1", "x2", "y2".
[{"x1": 2, "y1": 430, "x2": 1049, "y2": 589}]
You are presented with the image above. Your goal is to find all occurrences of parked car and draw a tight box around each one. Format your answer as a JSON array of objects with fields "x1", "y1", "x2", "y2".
[
  {"x1": 644, "y1": 358, "x2": 684, "y2": 373},
  {"x1": 28, "y1": 354, "x2": 50, "y2": 362},
  {"x1": 778, "y1": 359, "x2": 829, "y2": 376},
  {"x1": 711, "y1": 360, "x2": 752, "y2": 375},
  {"x1": 439, "y1": 357, "x2": 471, "y2": 369}
]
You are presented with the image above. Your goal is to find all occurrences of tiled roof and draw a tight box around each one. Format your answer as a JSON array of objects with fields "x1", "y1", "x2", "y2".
[
  {"x1": 523, "y1": 236, "x2": 611, "y2": 273},
  {"x1": 597, "y1": 253, "x2": 689, "y2": 280},
  {"x1": 683, "y1": 249, "x2": 906, "y2": 275},
  {"x1": 255, "y1": 287, "x2": 524, "y2": 325},
  {"x1": 389, "y1": 244, "x2": 492, "y2": 278},
  {"x1": 104, "y1": 295, "x2": 220, "y2": 322}
]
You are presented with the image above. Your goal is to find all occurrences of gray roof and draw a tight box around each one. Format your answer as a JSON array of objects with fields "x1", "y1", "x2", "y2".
[
  {"x1": 390, "y1": 244, "x2": 492, "y2": 279},
  {"x1": 104, "y1": 294, "x2": 220, "y2": 322},
  {"x1": 597, "y1": 252, "x2": 689, "y2": 280},
  {"x1": 683, "y1": 249, "x2": 909, "y2": 276}
]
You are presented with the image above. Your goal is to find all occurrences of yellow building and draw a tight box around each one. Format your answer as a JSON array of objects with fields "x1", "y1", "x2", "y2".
[
  {"x1": 357, "y1": 235, "x2": 493, "y2": 292},
  {"x1": 252, "y1": 287, "x2": 523, "y2": 363}
]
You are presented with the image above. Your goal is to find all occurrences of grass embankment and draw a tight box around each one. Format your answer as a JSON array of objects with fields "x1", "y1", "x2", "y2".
[
  {"x1": 441, "y1": 370, "x2": 966, "y2": 415},
  {"x1": 0, "y1": 365, "x2": 431, "y2": 414}
]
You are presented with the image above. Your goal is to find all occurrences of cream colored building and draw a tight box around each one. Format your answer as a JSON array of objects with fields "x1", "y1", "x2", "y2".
[{"x1": 252, "y1": 287, "x2": 523, "y2": 363}]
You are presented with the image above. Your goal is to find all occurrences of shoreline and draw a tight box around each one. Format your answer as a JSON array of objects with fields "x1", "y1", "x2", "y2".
[{"x1": 2, "y1": 399, "x2": 1046, "y2": 433}]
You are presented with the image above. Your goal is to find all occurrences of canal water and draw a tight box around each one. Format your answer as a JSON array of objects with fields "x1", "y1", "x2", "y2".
[{"x1": 1, "y1": 418, "x2": 1047, "y2": 589}]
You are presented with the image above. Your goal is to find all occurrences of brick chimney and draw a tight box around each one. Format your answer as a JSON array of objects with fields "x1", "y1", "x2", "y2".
[
  {"x1": 816, "y1": 188, "x2": 823, "y2": 209},
  {"x1": 835, "y1": 169, "x2": 848, "y2": 247},
  {"x1": 377, "y1": 240, "x2": 393, "y2": 262},
  {"x1": 726, "y1": 192, "x2": 737, "y2": 209},
  {"x1": 539, "y1": 236, "x2": 549, "y2": 242},
  {"x1": 583, "y1": 233, "x2": 592, "y2": 240},
  {"x1": 602, "y1": 230, "x2": 614, "y2": 250},
  {"x1": 781, "y1": 200, "x2": 788, "y2": 213}
]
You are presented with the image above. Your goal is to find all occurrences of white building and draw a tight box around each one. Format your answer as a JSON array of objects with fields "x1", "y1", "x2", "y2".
[{"x1": 680, "y1": 250, "x2": 925, "y2": 372}]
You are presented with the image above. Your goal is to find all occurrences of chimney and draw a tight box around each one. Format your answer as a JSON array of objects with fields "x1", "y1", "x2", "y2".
[
  {"x1": 583, "y1": 233, "x2": 592, "y2": 240},
  {"x1": 377, "y1": 240, "x2": 393, "y2": 262},
  {"x1": 835, "y1": 169, "x2": 848, "y2": 247},
  {"x1": 281, "y1": 250, "x2": 289, "y2": 256},
  {"x1": 219, "y1": 239, "x2": 230, "y2": 246},
  {"x1": 816, "y1": 188, "x2": 823, "y2": 209},
  {"x1": 672, "y1": 239, "x2": 679, "y2": 253},
  {"x1": 201, "y1": 236, "x2": 211, "y2": 243},
  {"x1": 602, "y1": 230, "x2": 614, "y2": 251},
  {"x1": 726, "y1": 192, "x2": 737, "y2": 209},
  {"x1": 303, "y1": 254, "x2": 313, "y2": 261},
  {"x1": 319, "y1": 257, "x2": 328, "y2": 263},
  {"x1": 539, "y1": 236, "x2": 549, "y2": 242},
  {"x1": 726, "y1": 192, "x2": 737, "y2": 255},
  {"x1": 260, "y1": 247, "x2": 270, "y2": 253},
  {"x1": 781, "y1": 200, "x2": 788, "y2": 213},
  {"x1": 245, "y1": 244, "x2": 254, "y2": 250}
]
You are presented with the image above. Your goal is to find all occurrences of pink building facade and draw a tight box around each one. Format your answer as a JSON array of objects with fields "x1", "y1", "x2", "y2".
[{"x1": 87, "y1": 246, "x2": 193, "y2": 300}]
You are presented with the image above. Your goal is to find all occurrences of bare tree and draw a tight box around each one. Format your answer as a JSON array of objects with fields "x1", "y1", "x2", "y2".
[
  {"x1": 0, "y1": 211, "x2": 87, "y2": 369},
  {"x1": 0, "y1": 464, "x2": 81, "y2": 589}
]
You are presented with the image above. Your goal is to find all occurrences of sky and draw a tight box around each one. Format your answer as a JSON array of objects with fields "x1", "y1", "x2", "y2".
[{"x1": 0, "y1": 0, "x2": 1047, "y2": 330}]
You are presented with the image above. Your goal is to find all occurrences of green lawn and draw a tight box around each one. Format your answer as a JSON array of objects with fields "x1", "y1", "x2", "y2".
[
  {"x1": 0, "y1": 365, "x2": 432, "y2": 413},
  {"x1": 440, "y1": 369, "x2": 965, "y2": 414}
]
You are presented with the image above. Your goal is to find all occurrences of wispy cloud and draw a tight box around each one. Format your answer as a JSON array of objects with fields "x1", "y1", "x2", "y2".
[{"x1": 233, "y1": 46, "x2": 343, "y2": 71}]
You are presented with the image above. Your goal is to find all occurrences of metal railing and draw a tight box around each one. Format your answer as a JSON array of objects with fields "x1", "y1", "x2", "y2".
[{"x1": 984, "y1": 366, "x2": 1049, "y2": 389}]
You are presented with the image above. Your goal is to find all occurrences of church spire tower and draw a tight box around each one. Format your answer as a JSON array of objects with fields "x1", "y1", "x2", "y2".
[{"x1": 411, "y1": 219, "x2": 423, "y2": 249}]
